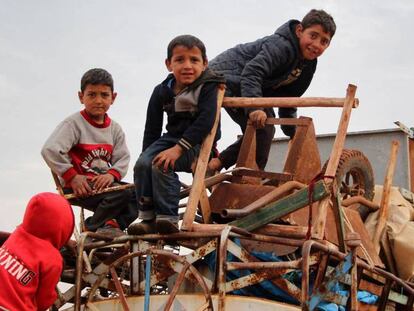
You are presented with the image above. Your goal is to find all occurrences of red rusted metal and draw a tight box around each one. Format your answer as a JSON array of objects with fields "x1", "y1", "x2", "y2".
[
  {"x1": 218, "y1": 226, "x2": 232, "y2": 311},
  {"x1": 221, "y1": 181, "x2": 306, "y2": 218},
  {"x1": 109, "y1": 267, "x2": 130, "y2": 311},
  {"x1": 341, "y1": 195, "x2": 379, "y2": 211},
  {"x1": 164, "y1": 262, "x2": 191, "y2": 311},
  {"x1": 68, "y1": 227, "x2": 414, "y2": 311}
]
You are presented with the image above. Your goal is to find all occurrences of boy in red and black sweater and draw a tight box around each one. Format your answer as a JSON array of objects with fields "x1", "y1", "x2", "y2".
[
  {"x1": 41, "y1": 68, "x2": 137, "y2": 235},
  {"x1": 0, "y1": 192, "x2": 74, "y2": 311}
]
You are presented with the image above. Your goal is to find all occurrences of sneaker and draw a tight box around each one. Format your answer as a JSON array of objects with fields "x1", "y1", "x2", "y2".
[
  {"x1": 96, "y1": 219, "x2": 125, "y2": 238},
  {"x1": 127, "y1": 220, "x2": 156, "y2": 235},
  {"x1": 156, "y1": 219, "x2": 179, "y2": 234}
]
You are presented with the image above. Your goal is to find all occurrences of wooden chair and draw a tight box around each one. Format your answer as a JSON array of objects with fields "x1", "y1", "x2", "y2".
[
  {"x1": 180, "y1": 84, "x2": 225, "y2": 230},
  {"x1": 51, "y1": 170, "x2": 134, "y2": 232}
]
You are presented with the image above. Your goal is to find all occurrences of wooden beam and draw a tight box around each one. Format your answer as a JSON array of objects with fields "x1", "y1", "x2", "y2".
[
  {"x1": 373, "y1": 140, "x2": 400, "y2": 253},
  {"x1": 223, "y1": 97, "x2": 359, "y2": 109},
  {"x1": 312, "y1": 84, "x2": 357, "y2": 240},
  {"x1": 409, "y1": 138, "x2": 414, "y2": 192},
  {"x1": 181, "y1": 85, "x2": 225, "y2": 231}
]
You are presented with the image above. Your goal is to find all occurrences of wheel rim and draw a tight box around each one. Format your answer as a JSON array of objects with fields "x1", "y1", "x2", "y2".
[{"x1": 339, "y1": 168, "x2": 366, "y2": 200}]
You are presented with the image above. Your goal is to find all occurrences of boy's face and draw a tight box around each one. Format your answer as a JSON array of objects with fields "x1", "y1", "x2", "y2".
[
  {"x1": 78, "y1": 84, "x2": 117, "y2": 123},
  {"x1": 165, "y1": 45, "x2": 207, "y2": 91},
  {"x1": 295, "y1": 24, "x2": 331, "y2": 60}
]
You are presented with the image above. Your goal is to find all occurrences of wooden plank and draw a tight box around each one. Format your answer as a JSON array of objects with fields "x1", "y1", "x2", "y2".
[
  {"x1": 223, "y1": 97, "x2": 359, "y2": 108},
  {"x1": 312, "y1": 84, "x2": 357, "y2": 240},
  {"x1": 373, "y1": 140, "x2": 400, "y2": 253},
  {"x1": 283, "y1": 117, "x2": 321, "y2": 184},
  {"x1": 181, "y1": 85, "x2": 225, "y2": 230},
  {"x1": 254, "y1": 224, "x2": 307, "y2": 239},
  {"x1": 332, "y1": 192, "x2": 347, "y2": 253},
  {"x1": 234, "y1": 121, "x2": 260, "y2": 184},
  {"x1": 235, "y1": 122, "x2": 256, "y2": 169},
  {"x1": 264, "y1": 117, "x2": 312, "y2": 126},
  {"x1": 409, "y1": 138, "x2": 414, "y2": 192},
  {"x1": 232, "y1": 168, "x2": 293, "y2": 182},
  {"x1": 287, "y1": 204, "x2": 383, "y2": 266},
  {"x1": 198, "y1": 186, "x2": 211, "y2": 223},
  {"x1": 229, "y1": 180, "x2": 329, "y2": 231}
]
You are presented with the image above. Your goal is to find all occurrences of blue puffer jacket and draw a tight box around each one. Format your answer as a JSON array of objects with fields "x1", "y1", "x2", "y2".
[{"x1": 209, "y1": 19, "x2": 317, "y2": 128}]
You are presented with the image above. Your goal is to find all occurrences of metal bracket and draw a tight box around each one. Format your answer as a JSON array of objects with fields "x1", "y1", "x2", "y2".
[{"x1": 394, "y1": 121, "x2": 414, "y2": 139}]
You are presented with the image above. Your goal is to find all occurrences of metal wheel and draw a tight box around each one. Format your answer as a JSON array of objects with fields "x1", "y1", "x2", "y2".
[{"x1": 323, "y1": 149, "x2": 374, "y2": 219}]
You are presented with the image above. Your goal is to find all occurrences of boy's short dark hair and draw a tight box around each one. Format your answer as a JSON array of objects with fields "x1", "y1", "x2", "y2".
[
  {"x1": 80, "y1": 68, "x2": 114, "y2": 92},
  {"x1": 167, "y1": 35, "x2": 207, "y2": 62},
  {"x1": 301, "y1": 9, "x2": 336, "y2": 38}
]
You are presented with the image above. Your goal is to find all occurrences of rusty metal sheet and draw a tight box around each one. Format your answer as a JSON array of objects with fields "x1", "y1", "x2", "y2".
[
  {"x1": 209, "y1": 183, "x2": 276, "y2": 214},
  {"x1": 287, "y1": 203, "x2": 384, "y2": 267},
  {"x1": 241, "y1": 239, "x2": 298, "y2": 257},
  {"x1": 343, "y1": 209, "x2": 383, "y2": 267},
  {"x1": 283, "y1": 117, "x2": 321, "y2": 184}
]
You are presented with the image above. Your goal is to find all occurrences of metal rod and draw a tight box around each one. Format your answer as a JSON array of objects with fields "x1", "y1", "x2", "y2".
[
  {"x1": 110, "y1": 267, "x2": 130, "y2": 311},
  {"x1": 226, "y1": 259, "x2": 303, "y2": 271},
  {"x1": 222, "y1": 181, "x2": 305, "y2": 218},
  {"x1": 341, "y1": 195, "x2": 379, "y2": 210},
  {"x1": 144, "y1": 254, "x2": 151, "y2": 311}
]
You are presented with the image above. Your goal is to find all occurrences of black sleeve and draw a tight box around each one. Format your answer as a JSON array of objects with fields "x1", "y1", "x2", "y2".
[
  {"x1": 179, "y1": 83, "x2": 218, "y2": 149},
  {"x1": 240, "y1": 38, "x2": 295, "y2": 116},
  {"x1": 142, "y1": 85, "x2": 164, "y2": 151},
  {"x1": 273, "y1": 60, "x2": 317, "y2": 138}
]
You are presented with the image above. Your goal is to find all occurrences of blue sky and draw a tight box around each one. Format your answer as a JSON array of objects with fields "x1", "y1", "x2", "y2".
[{"x1": 1, "y1": 0, "x2": 413, "y2": 231}]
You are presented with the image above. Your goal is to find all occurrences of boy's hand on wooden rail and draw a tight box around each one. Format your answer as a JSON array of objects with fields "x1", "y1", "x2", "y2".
[
  {"x1": 91, "y1": 174, "x2": 114, "y2": 191},
  {"x1": 249, "y1": 110, "x2": 267, "y2": 128},
  {"x1": 70, "y1": 174, "x2": 93, "y2": 197}
]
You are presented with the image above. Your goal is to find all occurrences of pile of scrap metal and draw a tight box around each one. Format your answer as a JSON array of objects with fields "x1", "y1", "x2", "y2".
[{"x1": 48, "y1": 84, "x2": 414, "y2": 310}]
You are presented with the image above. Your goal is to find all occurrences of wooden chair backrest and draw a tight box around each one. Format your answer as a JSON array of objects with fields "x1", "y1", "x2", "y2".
[
  {"x1": 181, "y1": 84, "x2": 225, "y2": 230},
  {"x1": 232, "y1": 116, "x2": 320, "y2": 184}
]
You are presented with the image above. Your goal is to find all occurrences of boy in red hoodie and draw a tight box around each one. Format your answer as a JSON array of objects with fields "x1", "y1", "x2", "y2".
[{"x1": 0, "y1": 192, "x2": 74, "y2": 311}]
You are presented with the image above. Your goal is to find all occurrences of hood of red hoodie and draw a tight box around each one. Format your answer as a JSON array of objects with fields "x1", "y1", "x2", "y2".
[{"x1": 21, "y1": 192, "x2": 74, "y2": 249}]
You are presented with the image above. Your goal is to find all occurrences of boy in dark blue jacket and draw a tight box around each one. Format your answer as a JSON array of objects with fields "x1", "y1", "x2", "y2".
[
  {"x1": 129, "y1": 35, "x2": 224, "y2": 235},
  {"x1": 208, "y1": 9, "x2": 336, "y2": 172}
]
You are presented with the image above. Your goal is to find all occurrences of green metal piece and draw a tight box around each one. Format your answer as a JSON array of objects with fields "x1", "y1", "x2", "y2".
[
  {"x1": 333, "y1": 189, "x2": 346, "y2": 253},
  {"x1": 229, "y1": 180, "x2": 329, "y2": 231}
]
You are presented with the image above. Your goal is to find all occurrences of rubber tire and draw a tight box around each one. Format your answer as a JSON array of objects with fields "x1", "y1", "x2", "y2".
[{"x1": 322, "y1": 149, "x2": 375, "y2": 220}]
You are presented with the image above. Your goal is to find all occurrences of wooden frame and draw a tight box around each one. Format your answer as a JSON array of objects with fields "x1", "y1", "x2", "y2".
[{"x1": 182, "y1": 84, "x2": 359, "y2": 239}]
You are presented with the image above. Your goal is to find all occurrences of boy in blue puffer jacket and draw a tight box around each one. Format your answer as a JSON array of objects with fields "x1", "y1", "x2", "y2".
[{"x1": 208, "y1": 9, "x2": 336, "y2": 171}]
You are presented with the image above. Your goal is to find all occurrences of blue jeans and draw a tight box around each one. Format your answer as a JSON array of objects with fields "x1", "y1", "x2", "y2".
[{"x1": 134, "y1": 134, "x2": 200, "y2": 222}]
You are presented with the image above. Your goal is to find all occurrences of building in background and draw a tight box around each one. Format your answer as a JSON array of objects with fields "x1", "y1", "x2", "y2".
[{"x1": 267, "y1": 128, "x2": 413, "y2": 190}]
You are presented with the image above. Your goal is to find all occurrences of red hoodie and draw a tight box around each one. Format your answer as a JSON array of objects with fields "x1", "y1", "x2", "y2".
[{"x1": 0, "y1": 193, "x2": 74, "y2": 311}]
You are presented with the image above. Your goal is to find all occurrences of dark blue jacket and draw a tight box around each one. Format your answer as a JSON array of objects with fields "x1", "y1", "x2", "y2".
[
  {"x1": 142, "y1": 69, "x2": 225, "y2": 152},
  {"x1": 209, "y1": 19, "x2": 317, "y2": 123}
]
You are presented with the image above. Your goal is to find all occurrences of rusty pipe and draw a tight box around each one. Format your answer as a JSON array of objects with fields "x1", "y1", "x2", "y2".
[
  {"x1": 218, "y1": 226, "x2": 232, "y2": 311},
  {"x1": 221, "y1": 181, "x2": 306, "y2": 218},
  {"x1": 179, "y1": 173, "x2": 232, "y2": 198},
  {"x1": 341, "y1": 195, "x2": 379, "y2": 211}
]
